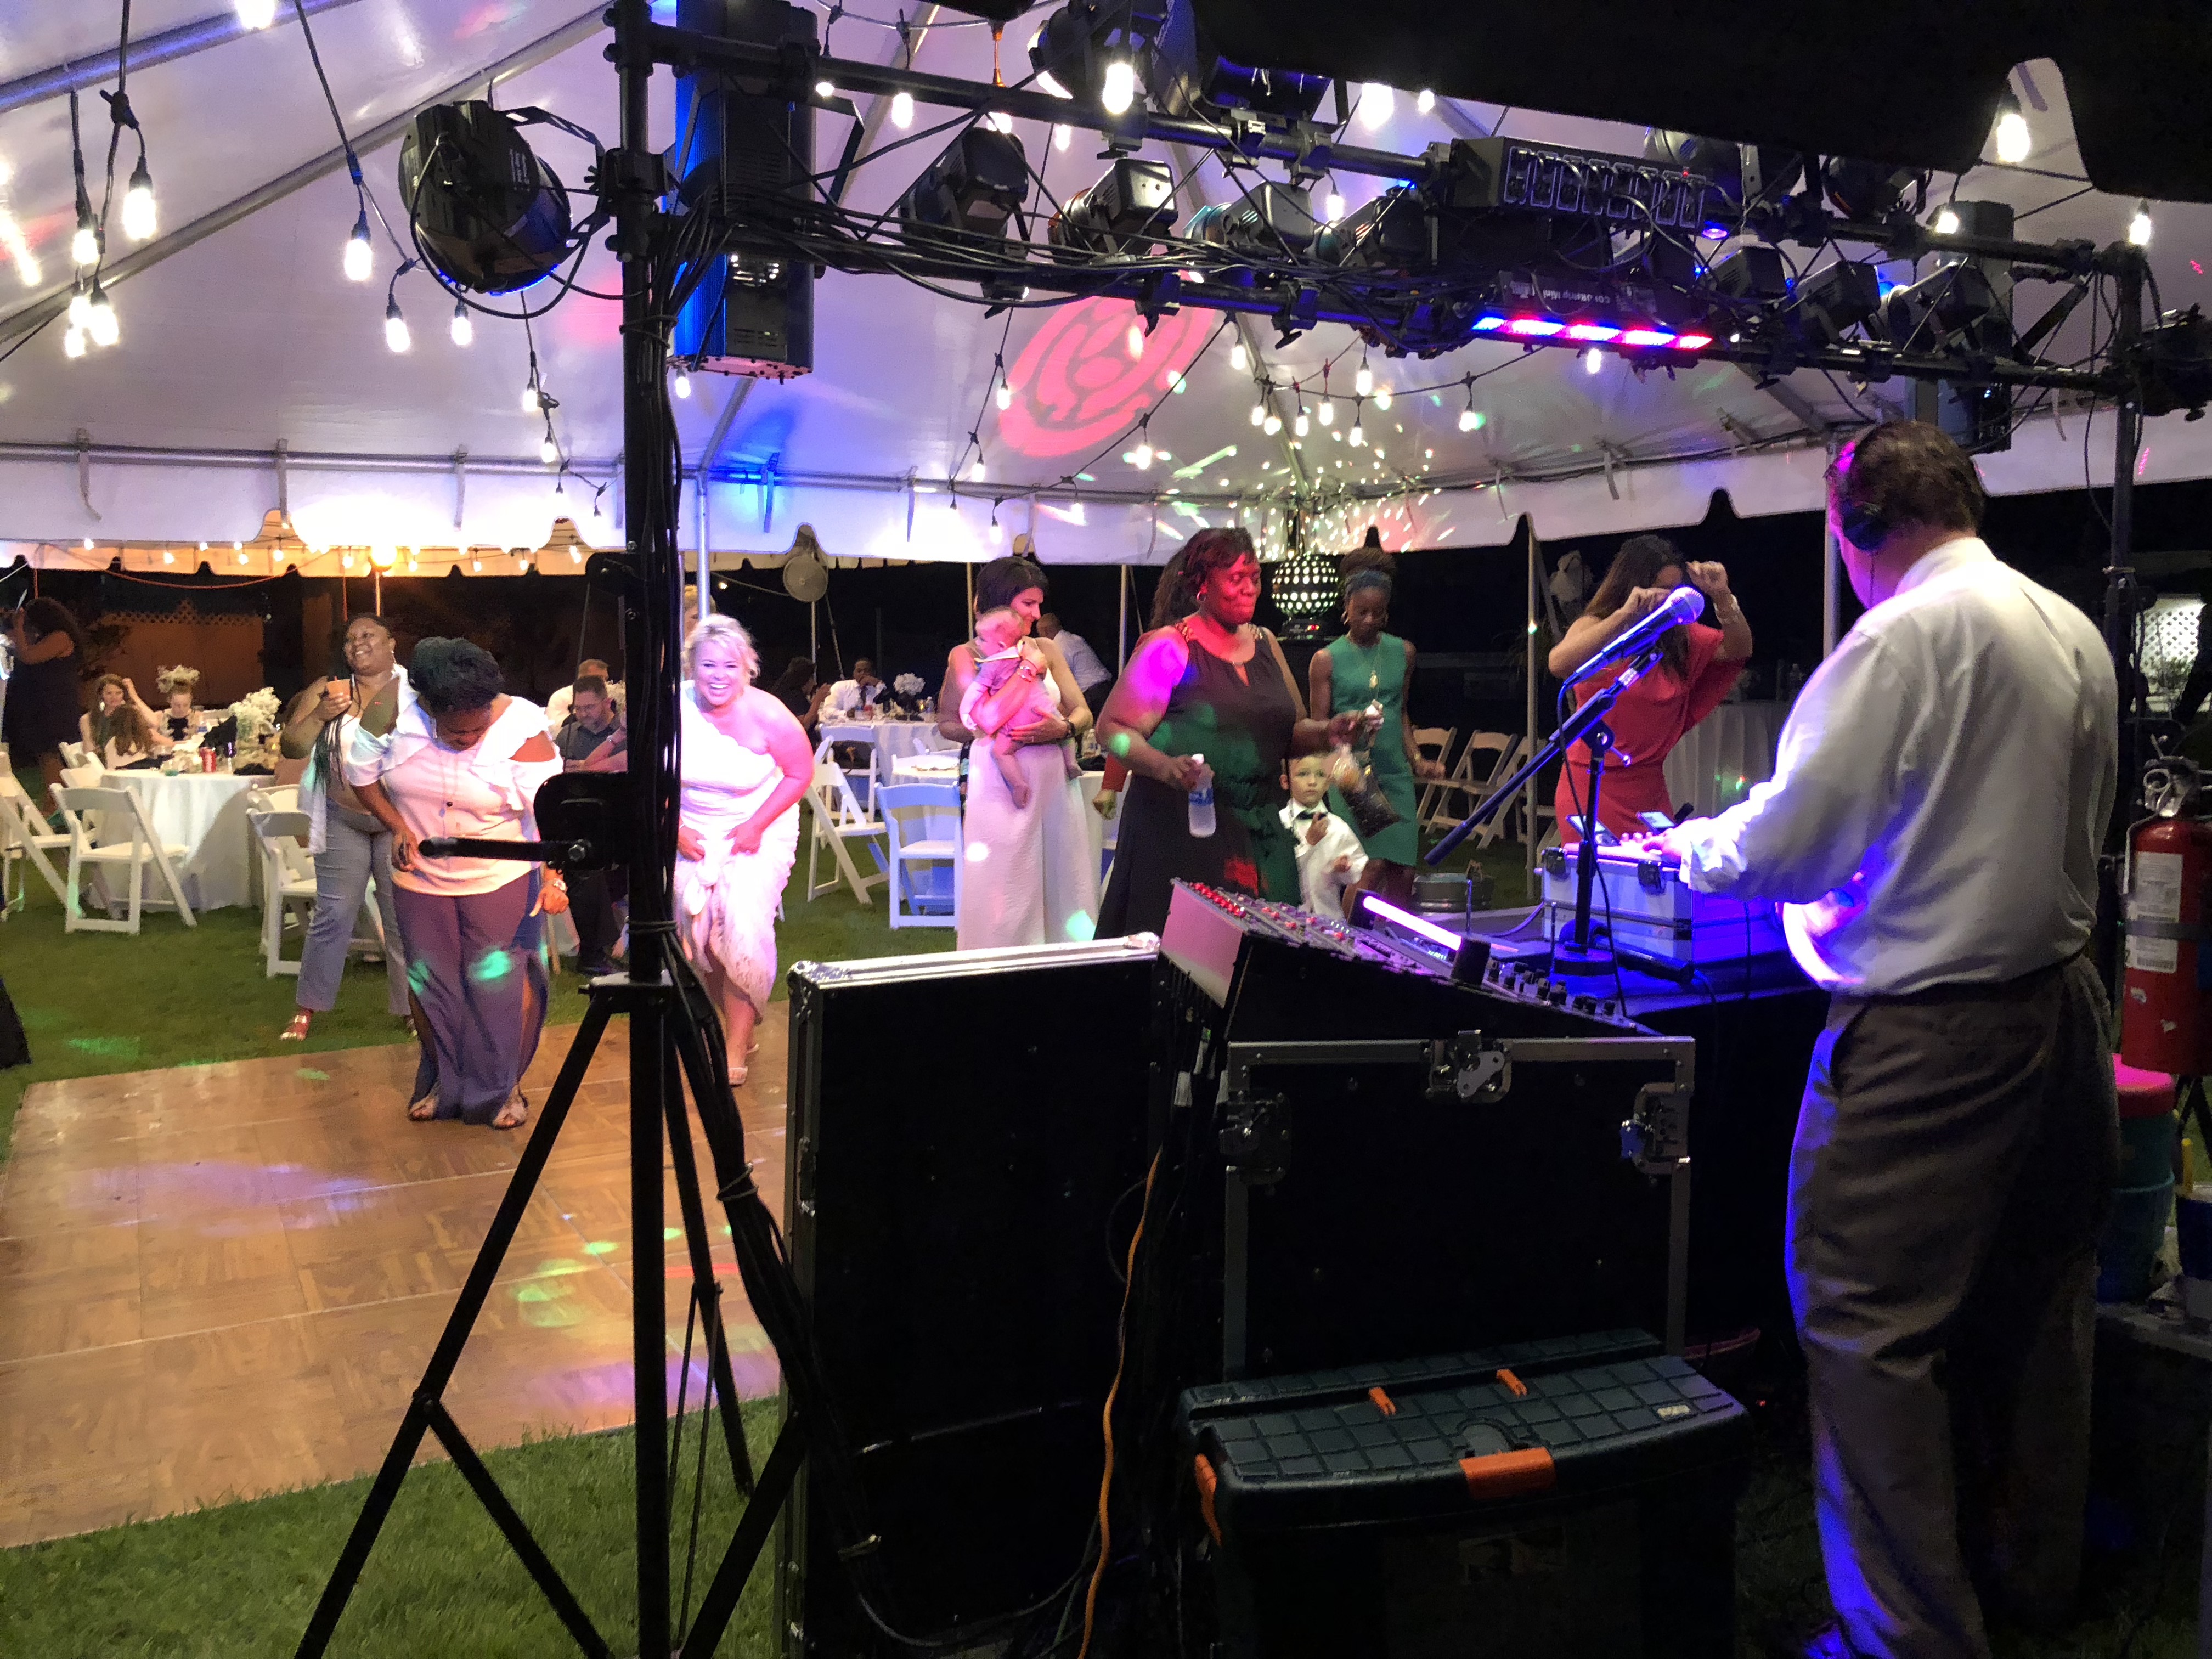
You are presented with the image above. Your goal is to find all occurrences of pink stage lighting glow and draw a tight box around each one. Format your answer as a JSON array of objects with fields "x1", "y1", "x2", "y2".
[
  {"x1": 1564, "y1": 323, "x2": 1621, "y2": 341},
  {"x1": 1672, "y1": 333, "x2": 1714, "y2": 350},
  {"x1": 1361, "y1": 893, "x2": 1464, "y2": 952},
  {"x1": 1619, "y1": 328, "x2": 1679, "y2": 347},
  {"x1": 1505, "y1": 317, "x2": 1566, "y2": 336}
]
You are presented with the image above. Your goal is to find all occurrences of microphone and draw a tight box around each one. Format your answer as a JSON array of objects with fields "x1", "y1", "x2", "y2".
[{"x1": 1563, "y1": 585, "x2": 1704, "y2": 687}]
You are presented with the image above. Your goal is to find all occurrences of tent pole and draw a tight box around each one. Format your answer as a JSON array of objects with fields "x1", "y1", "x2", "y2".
[
  {"x1": 696, "y1": 477, "x2": 710, "y2": 622},
  {"x1": 1526, "y1": 523, "x2": 1540, "y2": 900},
  {"x1": 810, "y1": 600, "x2": 818, "y2": 664},
  {"x1": 1822, "y1": 433, "x2": 1843, "y2": 657},
  {"x1": 1118, "y1": 565, "x2": 1130, "y2": 669}
]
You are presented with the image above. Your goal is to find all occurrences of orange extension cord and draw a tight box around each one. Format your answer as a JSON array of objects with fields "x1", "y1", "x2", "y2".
[{"x1": 1076, "y1": 1147, "x2": 1161, "y2": 1659}]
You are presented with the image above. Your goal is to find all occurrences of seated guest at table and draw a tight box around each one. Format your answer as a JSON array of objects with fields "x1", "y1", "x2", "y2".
[
  {"x1": 555, "y1": 673, "x2": 629, "y2": 979},
  {"x1": 1308, "y1": 546, "x2": 1447, "y2": 899},
  {"x1": 1281, "y1": 751, "x2": 1366, "y2": 919},
  {"x1": 936, "y1": 555, "x2": 1098, "y2": 948},
  {"x1": 770, "y1": 656, "x2": 833, "y2": 739},
  {"x1": 1096, "y1": 529, "x2": 1365, "y2": 938},
  {"x1": 1039, "y1": 612, "x2": 1113, "y2": 712},
  {"x1": 3, "y1": 598, "x2": 87, "y2": 802},
  {"x1": 824, "y1": 658, "x2": 883, "y2": 716},
  {"x1": 156, "y1": 664, "x2": 205, "y2": 744},
  {"x1": 1547, "y1": 535, "x2": 1752, "y2": 843},
  {"x1": 278, "y1": 614, "x2": 412, "y2": 1041},
  {"x1": 676, "y1": 617, "x2": 812, "y2": 1087},
  {"x1": 346, "y1": 637, "x2": 563, "y2": 1130},
  {"x1": 545, "y1": 658, "x2": 624, "y2": 732},
  {"x1": 81, "y1": 674, "x2": 170, "y2": 769}
]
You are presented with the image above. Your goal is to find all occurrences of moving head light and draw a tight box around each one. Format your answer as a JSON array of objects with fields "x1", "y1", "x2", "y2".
[
  {"x1": 1049, "y1": 157, "x2": 1178, "y2": 257},
  {"x1": 1188, "y1": 181, "x2": 1318, "y2": 258},
  {"x1": 898, "y1": 128, "x2": 1033, "y2": 244},
  {"x1": 1146, "y1": 0, "x2": 1328, "y2": 122},
  {"x1": 399, "y1": 102, "x2": 596, "y2": 294}
]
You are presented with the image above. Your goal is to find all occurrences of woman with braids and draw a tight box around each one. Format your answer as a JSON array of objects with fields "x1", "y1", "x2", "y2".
[
  {"x1": 346, "y1": 637, "x2": 565, "y2": 1131},
  {"x1": 1545, "y1": 533, "x2": 1753, "y2": 843},
  {"x1": 1307, "y1": 536, "x2": 1446, "y2": 898},
  {"x1": 1095, "y1": 528, "x2": 1369, "y2": 938},
  {"x1": 276, "y1": 614, "x2": 412, "y2": 1042}
]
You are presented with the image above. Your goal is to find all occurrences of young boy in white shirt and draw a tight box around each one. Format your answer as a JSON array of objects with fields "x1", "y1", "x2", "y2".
[{"x1": 1280, "y1": 751, "x2": 1367, "y2": 918}]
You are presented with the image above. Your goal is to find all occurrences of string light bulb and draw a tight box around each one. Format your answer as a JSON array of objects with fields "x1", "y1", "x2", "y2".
[
  {"x1": 1993, "y1": 95, "x2": 2030, "y2": 166},
  {"x1": 1132, "y1": 430, "x2": 1155, "y2": 470},
  {"x1": 521, "y1": 382, "x2": 540, "y2": 413},
  {"x1": 1052, "y1": 123, "x2": 1071, "y2": 151},
  {"x1": 67, "y1": 289, "x2": 92, "y2": 330},
  {"x1": 1126, "y1": 321, "x2": 1145, "y2": 358},
  {"x1": 72, "y1": 205, "x2": 98, "y2": 268},
  {"x1": 1317, "y1": 398, "x2": 1334, "y2": 426},
  {"x1": 1101, "y1": 58, "x2": 1136, "y2": 115},
  {"x1": 1355, "y1": 356, "x2": 1373, "y2": 398},
  {"x1": 1325, "y1": 187, "x2": 1345, "y2": 222},
  {"x1": 1417, "y1": 88, "x2": 1436, "y2": 114},
  {"x1": 383, "y1": 295, "x2": 410, "y2": 353},
  {"x1": 1583, "y1": 346, "x2": 1604, "y2": 375},
  {"x1": 995, "y1": 379, "x2": 1014, "y2": 411},
  {"x1": 540, "y1": 434, "x2": 558, "y2": 464},
  {"x1": 673, "y1": 371, "x2": 692, "y2": 398},
  {"x1": 890, "y1": 91, "x2": 915, "y2": 128},
  {"x1": 1458, "y1": 380, "x2": 1482, "y2": 432},
  {"x1": 1373, "y1": 384, "x2": 1392, "y2": 411},
  {"x1": 1263, "y1": 411, "x2": 1282, "y2": 436},
  {"x1": 1356, "y1": 83, "x2": 1393, "y2": 131},
  {"x1": 121, "y1": 157, "x2": 156, "y2": 242},
  {"x1": 1250, "y1": 400, "x2": 1267, "y2": 427},
  {"x1": 1294, "y1": 408, "x2": 1310, "y2": 438},
  {"x1": 235, "y1": 0, "x2": 277, "y2": 26},
  {"x1": 343, "y1": 211, "x2": 372, "y2": 281},
  {"x1": 1348, "y1": 409, "x2": 1365, "y2": 447},
  {"x1": 968, "y1": 455, "x2": 986, "y2": 482},
  {"x1": 63, "y1": 325, "x2": 86, "y2": 359},
  {"x1": 1228, "y1": 338, "x2": 1249, "y2": 373},
  {"x1": 449, "y1": 299, "x2": 473, "y2": 347},
  {"x1": 2129, "y1": 200, "x2": 2154, "y2": 247},
  {"x1": 85, "y1": 280, "x2": 117, "y2": 347}
]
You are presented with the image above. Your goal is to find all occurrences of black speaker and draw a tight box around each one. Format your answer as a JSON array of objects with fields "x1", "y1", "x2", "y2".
[{"x1": 778, "y1": 940, "x2": 1159, "y2": 1656}]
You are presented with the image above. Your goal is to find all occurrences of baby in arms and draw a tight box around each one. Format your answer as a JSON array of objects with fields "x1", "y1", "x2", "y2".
[{"x1": 960, "y1": 615, "x2": 1076, "y2": 809}]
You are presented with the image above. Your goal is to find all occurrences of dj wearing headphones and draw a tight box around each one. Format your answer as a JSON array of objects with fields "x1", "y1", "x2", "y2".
[{"x1": 1659, "y1": 421, "x2": 2118, "y2": 1659}]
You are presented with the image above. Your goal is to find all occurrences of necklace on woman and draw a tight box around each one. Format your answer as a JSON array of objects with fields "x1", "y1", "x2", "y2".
[{"x1": 1344, "y1": 633, "x2": 1386, "y2": 693}]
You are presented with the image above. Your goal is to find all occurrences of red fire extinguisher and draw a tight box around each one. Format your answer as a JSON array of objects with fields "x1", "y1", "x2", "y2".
[{"x1": 2121, "y1": 816, "x2": 2212, "y2": 1074}]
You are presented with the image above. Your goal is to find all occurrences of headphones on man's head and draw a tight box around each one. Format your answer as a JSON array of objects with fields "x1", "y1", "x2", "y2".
[{"x1": 1839, "y1": 499, "x2": 1892, "y2": 551}]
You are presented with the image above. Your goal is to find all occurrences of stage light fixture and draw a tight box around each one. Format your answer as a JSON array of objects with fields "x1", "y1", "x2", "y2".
[
  {"x1": 2130, "y1": 200, "x2": 2154, "y2": 247},
  {"x1": 236, "y1": 0, "x2": 276, "y2": 26},
  {"x1": 1993, "y1": 94, "x2": 2030, "y2": 166},
  {"x1": 1030, "y1": 2, "x2": 1165, "y2": 112},
  {"x1": 814, "y1": 79, "x2": 835, "y2": 98},
  {"x1": 1823, "y1": 155, "x2": 1927, "y2": 222},
  {"x1": 1048, "y1": 157, "x2": 1177, "y2": 256},
  {"x1": 1643, "y1": 129, "x2": 1801, "y2": 220},
  {"x1": 1188, "y1": 180, "x2": 1319, "y2": 256},
  {"x1": 384, "y1": 295, "x2": 410, "y2": 353},
  {"x1": 1711, "y1": 244, "x2": 1789, "y2": 301},
  {"x1": 1144, "y1": 0, "x2": 1328, "y2": 123},
  {"x1": 898, "y1": 127, "x2": 1032, "y2": 242},
  {"x1": 1932, "y1": 206, "x2": 1960, "y2": 235},
  {"x1": 450, "y1": 299, "x2": 473, "y2": 346},
  {"x1": 1884, "y1": 262, "x2": 2010, "y2": 351},
  {"x1": 399, "y1": 103, "x2": 590, "y2": 294},
  {"x1": 1790, "y1": 258, "x2": 1881, "y2": 346},
  {"x1": 1102, "y1": 58, "x2": 1137, "y2": 114},
  {"x1": 86, "y1": 281, "x2": 117, "y2": 347},
  {"x1": 122, "y1": 157, "x2": 156, "y2": 242},
  {"x1": 343, "y1": 211, "x2": 372, "y2": 280}
]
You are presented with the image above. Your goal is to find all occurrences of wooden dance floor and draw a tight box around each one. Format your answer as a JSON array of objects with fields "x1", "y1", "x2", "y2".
[{"x1": 0, "y1": 1005, "x2": 788, "y2": 1548}]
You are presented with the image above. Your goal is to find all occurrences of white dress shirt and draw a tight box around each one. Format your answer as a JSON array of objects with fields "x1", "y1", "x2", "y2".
[
  {"x1": 1054, "y1": 630, "x2": 1112, "y2": 695},
  {"x1": 1281, "y1": 800, "x2": 1368, "y2": 919},
  {"x1": 346, "y1": 693, "x2": 563, "y2": 898},
  {"x1": 1675, "y1": 535, "x2": 2115, "y2": 995}
]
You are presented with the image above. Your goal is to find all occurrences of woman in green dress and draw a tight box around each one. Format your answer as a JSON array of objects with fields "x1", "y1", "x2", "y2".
[{"x1": 1307, "y1": 556, "x2": 1445, "y2": 899}]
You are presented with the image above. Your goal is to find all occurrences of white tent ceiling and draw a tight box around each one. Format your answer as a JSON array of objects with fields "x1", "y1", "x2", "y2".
[{"x1": 1, "y1": 1, "x2": 2209, "y2": 570}]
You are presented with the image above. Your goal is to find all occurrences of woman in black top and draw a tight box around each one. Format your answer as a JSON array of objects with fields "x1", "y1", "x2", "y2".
[
  {"x1": 1096, "y1": 529, "x2": 1365, "y2": 938},
  {"x1": 4, "y1": 599, "x2": 87, "y2": 801}
]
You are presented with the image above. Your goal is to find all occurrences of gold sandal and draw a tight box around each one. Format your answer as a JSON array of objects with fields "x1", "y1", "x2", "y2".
[{"x1": 280, "y1": 1011, "x2": 312, "y2": 1042}]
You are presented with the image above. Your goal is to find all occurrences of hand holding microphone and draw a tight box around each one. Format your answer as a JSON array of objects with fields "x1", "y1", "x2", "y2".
[{"x1": 1564, "y1": 584, "x2": 1706, "y2": 687}]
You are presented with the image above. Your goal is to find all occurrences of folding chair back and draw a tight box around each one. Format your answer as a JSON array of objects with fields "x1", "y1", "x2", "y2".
[
  {"x1": 248, "y1": 809, "x2": 317, "y2": 974},
  {"x1": 804, "y1": 759, "x2": 889, "y2": 905},
  {"x1": 877, "y1": 782, "x2": 962, "y2": 929},
  {"x1": 54, "y1": 785, "x2": 197, "y2": 934}
]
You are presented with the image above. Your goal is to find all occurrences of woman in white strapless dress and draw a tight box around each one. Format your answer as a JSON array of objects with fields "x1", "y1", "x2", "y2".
[{"x1": 675, "y1": 616, "x2": 814, "y2": 1085}]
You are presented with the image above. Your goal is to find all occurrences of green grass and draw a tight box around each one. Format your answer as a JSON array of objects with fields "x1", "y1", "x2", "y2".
[
  {"x1": 0, "y1": 1406, "x2": 783, "y2": 1659},
  {"x1": 0, "y1": 827, "x2": 950, "y2": 1160}
]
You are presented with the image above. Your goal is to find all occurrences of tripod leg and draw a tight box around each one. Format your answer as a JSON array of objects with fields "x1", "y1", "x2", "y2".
[
  {"x1": 678, "y1": 1421, "x2": 808, "y2": 1659},
  {"x1": 663, "y1": 1083, "x2": 760, "y2": 1496},
  {"x1": 296, "y1": 995, "x2": 617, "y2": 1658},
  {"x1": 634, "y1": 985, "x2": 673, "y2": 1659}
]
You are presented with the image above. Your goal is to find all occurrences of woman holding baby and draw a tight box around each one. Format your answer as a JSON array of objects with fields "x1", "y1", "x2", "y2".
[{"x1": 935, "y1": 555, "x2": 1099, "y2": 950}]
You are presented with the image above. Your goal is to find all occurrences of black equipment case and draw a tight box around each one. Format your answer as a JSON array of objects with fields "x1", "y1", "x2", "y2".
[
  {"x1": 778, "y1": 938, "x2": 1159, "y2": 1657},
  {"x1": 1180, "y1": 1330, "x2": 1751, "y2": 1658}
]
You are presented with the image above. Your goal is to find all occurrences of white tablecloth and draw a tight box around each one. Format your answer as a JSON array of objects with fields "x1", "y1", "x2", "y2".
[
  {"x1": 104, "y1": 769, "x2": 259, "y2": 910},
  {"x1": 1662, "y1": 701, "x2": 1792, "y2": 820},
  {"x1": 882, "y1": 758, "x2": 1116, "y2": 912},
  {"x1": 819, "y1": 718, "x2": 961, "y2": 766}
]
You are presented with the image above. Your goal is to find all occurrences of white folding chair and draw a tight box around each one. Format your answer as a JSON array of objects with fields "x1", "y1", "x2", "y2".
[
  {"x1": 1410, "y1": 726, "x2": 1458, "y2": 824},
  {"x1": 245, "y1": 783, "x2": 301, "y2": 815},
  {"x1": 877, "y1": 782, "x2": 962, "y2": 929},
  {"x1": 803, "y1": 759, "x2": 888, "y2": 905},
  {"x1": 248, "y1": 810, "x2": 318, "y2": 975},
  {"x1": 54, "y1": 785, "x2": 197, "y2": 934},
  {"x1": 0, "y1": 771, "x2": 70, "y2": 913},
  {"x1": 1416, "y1": 732, "x2": 1520, "y2": 844},
  {"x1": 57, "y1": 740, "x2": 91, "y2": 770}
]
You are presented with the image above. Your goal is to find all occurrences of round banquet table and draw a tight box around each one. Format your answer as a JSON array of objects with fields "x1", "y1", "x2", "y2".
[
  {"x1": 103, "y1": 768, "x2": 259, "y2": 910},
  {"x1": 1661, "y1": 701, "x2": 1791, "y2": 821},
  {"x1": 885, "y1": 755, "x2": 1117, "y2": 917},
  {"x1": 818, "y1": 717, "x2": 961, "y2": 768}
]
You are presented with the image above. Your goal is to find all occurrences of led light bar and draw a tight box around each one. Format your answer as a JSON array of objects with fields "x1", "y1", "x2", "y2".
[
  {"x1": 1564, "y1": 322, "x2": 1621, "y2": 341},
  {"x1": 1473, "y1": 311, "x2": 1709, "y2": 351},
  {"x1": 1505, "y1": 317, "x2": 1565, "y2": 336},
  {"x1": 1618, "y1": 327, "x2": 1678, "y2": 346}
]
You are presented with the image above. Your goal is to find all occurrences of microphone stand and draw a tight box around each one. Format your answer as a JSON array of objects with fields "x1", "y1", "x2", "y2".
[{"x1": 1426, "y1": 640, "x2": 1671, "y2": 967}]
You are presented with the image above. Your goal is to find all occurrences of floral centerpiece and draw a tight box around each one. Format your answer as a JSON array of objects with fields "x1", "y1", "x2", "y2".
[
  {"x1": 882, "y1": 671, "x2": 928, "y2": 716},
  {"x1": 228, "y1": 687, "x2": 284, "y2": 770}
]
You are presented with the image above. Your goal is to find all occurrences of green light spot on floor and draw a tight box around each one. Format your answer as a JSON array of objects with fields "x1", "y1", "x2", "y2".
[
  {"x1": 67, "y1": 1036, "x2": 140, "y2": 1060},
  {"x1": 531, "y1": 1257, "x2": 588, "y2": 1278},
  {"x1": 663, "y1": 1227, "x2": 683, "y2": 1242},
  {"x1": 470, "y1": 949, "x2": 515, "y2": 984},
  {"x1": 583, "y1": 1240, "x2": 617, "y2": 1256},
  {"x1": 515, "y1": 1277, "x2": 584, "y2": 1328},
  {"x1": 296, "y1": 1068, "x2": 329, "y2": 1082}
]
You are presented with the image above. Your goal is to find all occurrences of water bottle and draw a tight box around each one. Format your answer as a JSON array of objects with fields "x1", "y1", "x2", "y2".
[{"x1": 1186, "y1": 752, "x2": 1216, "y2": 838}]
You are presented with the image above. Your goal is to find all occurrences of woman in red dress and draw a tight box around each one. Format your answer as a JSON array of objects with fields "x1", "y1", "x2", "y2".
[{"x1": 1547, "y1": 534, "x2": 1753, "y2": 843}]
